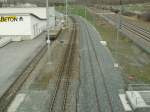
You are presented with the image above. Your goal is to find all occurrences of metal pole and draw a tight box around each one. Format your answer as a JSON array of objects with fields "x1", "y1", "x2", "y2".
[
  {"x1": 65, "y1": 0, "x2": 68, "y2": 26},
  {"x1": 46, "y1": 0, "x2": 51, "y2": 63},
  {"x1": 114, "y1": 0, "x2": 122, "y2": 68},
  {"x1": 117, "y1": 0, "x2": 122, "y2": 43},
  {"x1": 85, "y1": 6, "x2": 87, "y2": 18}
]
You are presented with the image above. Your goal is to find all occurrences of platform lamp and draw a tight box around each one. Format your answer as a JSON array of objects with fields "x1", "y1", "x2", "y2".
[{"x1": 46, "y1": 0, "x2": 51, "y2": 63}]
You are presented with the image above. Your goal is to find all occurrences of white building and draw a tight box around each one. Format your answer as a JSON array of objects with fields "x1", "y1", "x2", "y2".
[{"x1": 0, "y1": 7, "x2": 55, "y2": 41}]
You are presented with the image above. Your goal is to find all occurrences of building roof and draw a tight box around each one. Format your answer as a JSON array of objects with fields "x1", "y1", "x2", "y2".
[
  {"x1": 0, "y1": 7, "x2": 55, "y2": 19},
  {"x1": 0, "y1": 13, "x2": 46, "y2": 20}
]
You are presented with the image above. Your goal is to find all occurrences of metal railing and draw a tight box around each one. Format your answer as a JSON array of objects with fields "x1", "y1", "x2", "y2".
[{"x1": 128, "y1": 84, "x2": 150, "y2": 91}]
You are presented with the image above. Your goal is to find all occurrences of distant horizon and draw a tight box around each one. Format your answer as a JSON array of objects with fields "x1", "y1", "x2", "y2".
[{"x1": 0, "y1": 0, "x2": 150, "y2": 6}]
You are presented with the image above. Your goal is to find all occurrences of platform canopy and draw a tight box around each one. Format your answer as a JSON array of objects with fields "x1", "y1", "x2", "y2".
[{"x1": 1, "y1": 0, "x2": 150, "y2": 6}]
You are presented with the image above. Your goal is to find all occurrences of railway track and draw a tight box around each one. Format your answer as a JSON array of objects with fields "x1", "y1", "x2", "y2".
[
  {"x1": 82, "y1": 23, "x2": 102, "y2": 112},
  {"x1": 49, "y1": 17, "x2": 77, "y2": 112},
  {"x1": 104, "y1": 15, "x2": 150, "y2": 42},
  {"x1": 86, "y1": 25, "x2": 114, "y2": 112},
  {"x1": 122, "y1": 24, "x2": 150, "y2": 42},
  {"x1": 0, "y1": 43, "x2": 47, "y2": 112},
  {"x1": 80, "y1": 18, "x2": 114, "y2": 112}
]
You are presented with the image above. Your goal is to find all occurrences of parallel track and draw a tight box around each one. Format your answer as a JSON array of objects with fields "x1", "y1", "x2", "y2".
[
  {"x1": 122, "y1": 24, "x2": 150, "y2": 42},
  {"x1": 105, "y1": 15, "x2": 150, "y2": 42},
  {"x1": 82, "y1": 19, "x2": 114, "y2": 112},
  {"x1": 83, "y1": 23, "x2": 102, "y2": 112},
  {"x1": 0, "y1": 43, "x2": 47, "y2": 112},
  {"x1": 49, "y1": 17, "x2": 77, "y2": 112}
]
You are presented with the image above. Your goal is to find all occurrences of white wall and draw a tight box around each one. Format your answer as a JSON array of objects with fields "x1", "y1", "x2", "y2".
[
  {"x1": 0, "y1": 15, "x2": 31, "y2": 36},
  {"x1": 0, "y1": 7, "x2": 56, "y2": 40},
  {"x1": 31, "y1": 15, "x2": 46, "y2": 39}
]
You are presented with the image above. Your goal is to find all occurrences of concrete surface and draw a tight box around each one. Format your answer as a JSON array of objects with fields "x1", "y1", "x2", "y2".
[{"x1": 0, "y1": 33, "x2": 46, "y2": 98}]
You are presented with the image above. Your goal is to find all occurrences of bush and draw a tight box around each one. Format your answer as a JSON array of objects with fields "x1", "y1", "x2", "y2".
[
  {"x1": 110, "y1": 8, "x2": 120, "y2": 14},
  {"x1": 137, "y1": 11, "x2": 150, "y2": 22},
  {"x1": 122, "y1": 11, "x2": 136, "y2": 16}
]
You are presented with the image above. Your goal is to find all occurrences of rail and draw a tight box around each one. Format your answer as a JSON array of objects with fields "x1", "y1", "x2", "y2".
[{"x1": 49, "y1": 16, "x2": 77, "y2": 112}]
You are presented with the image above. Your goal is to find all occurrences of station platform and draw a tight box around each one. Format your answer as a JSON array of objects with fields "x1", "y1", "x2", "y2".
[{"x1": 0, "y1": 33, "x2": 46, "y2": 98}]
